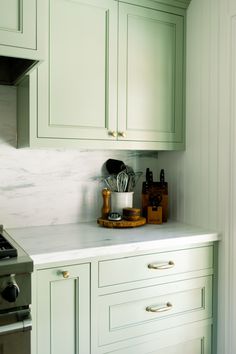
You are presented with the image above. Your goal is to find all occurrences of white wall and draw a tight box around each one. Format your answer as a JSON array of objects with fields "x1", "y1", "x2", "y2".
[
  {"x1": 158, "y1": 0, "x2": 219, "y2": 231},
  {"x1": 158, "y1": 0, "x2": 235, "y2": 353},
  {"x1": 218, "y1": 1, "x2": 236, "y2": 352},
  {"x1": 160, "y1": 1, "x2": 219, "y2": 235},
  {"x1": 0, "y1": 85, "x2": 159, "y2": 228}
]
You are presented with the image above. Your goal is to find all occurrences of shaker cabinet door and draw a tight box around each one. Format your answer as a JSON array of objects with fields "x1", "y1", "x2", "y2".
[
  {"x1": 36, "y1": 263, "x2": 90, "y2": 354},
  {"x1": 37, "y1": 0, "x2": 117, "y2": 141},
  {"x1": 118, "y1": 3, "x2": 184, "y2": 144},
  {"x1": 0, "y1": 0, "x2": 36, "y2": 49}
]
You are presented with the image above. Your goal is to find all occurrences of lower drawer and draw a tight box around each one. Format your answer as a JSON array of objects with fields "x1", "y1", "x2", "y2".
[
  {"x1": 101, "y1": 324, "x2": 211, "y2": 354},
  {"x1": 98, "y1": 276, "x2": 212, "y2": 346}
]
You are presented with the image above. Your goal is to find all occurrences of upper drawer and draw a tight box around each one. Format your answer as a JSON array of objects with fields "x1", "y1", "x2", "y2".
[{"x1": 98, "y1": 246, "x2": 213, "y2": 287}]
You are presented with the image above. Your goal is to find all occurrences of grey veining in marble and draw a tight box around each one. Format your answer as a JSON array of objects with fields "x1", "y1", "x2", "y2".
[
  {"x1": 0, "y1": 85, "x2": 159, "y2": 228},
  {"x1": 7, "y1": 221, "x2": 219, "y2": 265}
]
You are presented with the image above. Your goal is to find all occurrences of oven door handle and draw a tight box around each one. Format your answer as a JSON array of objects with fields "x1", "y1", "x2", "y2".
[{"x1": 0, "y1": 315, "x2": 32, "y2": 336}]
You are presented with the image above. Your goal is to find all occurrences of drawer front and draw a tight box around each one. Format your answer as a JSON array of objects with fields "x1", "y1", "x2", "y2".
[
  {"x1": 103, "y1": 324, "x2": 211, "y2": 354},
  {"x1": 98, "y1": 246, "x2": 213, "y2": 287},
  {"x1": 98, "y1": 276, "x2": 212, "y2": 346}
]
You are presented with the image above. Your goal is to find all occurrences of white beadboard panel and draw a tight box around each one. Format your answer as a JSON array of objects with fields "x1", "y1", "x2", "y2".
[
  {"x1": 217, "y1": 1, "x2": 236, "y2": 353},
  {"x1": 0, "y1": 85, "x2": 159, "y2": 228},
  {"x1": 158, "y1": 0, "x2": 236, "y2": 354},
  {"x1": 230, "y1": 16, "x2": 236, "y2": 354},
  {"x1": 217, "y1": 1, "x2": 231, "y2": 354},
  {"x1": 225, "y1": 4, "x2": 236, "y2": 354},
  {"x1": 158, "y1": 0, "x2": 219, "y2": 232}
]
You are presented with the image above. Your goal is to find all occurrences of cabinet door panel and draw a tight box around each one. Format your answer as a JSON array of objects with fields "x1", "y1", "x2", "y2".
[
  {"x1": 37, "y1": 263, "x2": 90, "y2": 354},
  {"x1": 50, "y1": 279, "x2": 76, "y2": 353},
  {"x1": 0, "y1": 0, "x2": 36, "y2": 49},
  {"x1": 37, "y1": 0, "x2": 117, "y2": 140},
  {"x1": 118, "y1": 3, "x2": 184, "y2": 143}
]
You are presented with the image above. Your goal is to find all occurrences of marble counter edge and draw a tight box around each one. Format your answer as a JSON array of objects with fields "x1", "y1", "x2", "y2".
[
  {"x1": 29, "y1": 232, "x2": 219, "y2": 265},
  {"x1": 5, "y1": 221, "x2": 220, "y2": 266}
]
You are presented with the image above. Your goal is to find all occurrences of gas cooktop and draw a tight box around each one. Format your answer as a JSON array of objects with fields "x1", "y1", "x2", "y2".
[
  {"x1": 0, "y1": 225, "x2": 33, "y2": 275},
  {"x1": 0, "y1": 233, "x2": 18, "y2": 259}
]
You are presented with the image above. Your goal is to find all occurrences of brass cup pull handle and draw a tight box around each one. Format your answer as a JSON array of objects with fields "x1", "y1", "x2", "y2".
[
  {"x1": 108, "y1": 131, "x2": 117, "y2": 137},
  {"x1": 146, "y1": 302, "x2": 173, "y2": 313},
  {"x1": 148, "y1": 261, "x2": 175, "y2": 270},
  {"x1": 62, "y1": 271, "x2": 70, "y2": 279},
  {"x1": 118, "y1": 131, "x2": 126, "y2": 138}
]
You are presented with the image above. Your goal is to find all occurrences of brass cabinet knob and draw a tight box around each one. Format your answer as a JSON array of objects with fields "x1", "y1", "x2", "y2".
[
  {"x1": 118, "y1": 131, "x2": 126, "y2": 138},
  {"x1": 108, "y1": 131, "x2": 117, "y2": 137},
  {"x1": 62, "y1": 271, "x2": 70, "y2": 279}
]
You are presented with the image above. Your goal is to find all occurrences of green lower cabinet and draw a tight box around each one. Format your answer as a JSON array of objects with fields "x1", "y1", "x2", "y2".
[
  {"x1": 93, "y1": 245, "x2": 215, "y2": 354},
  {"x1": 33, "y1": 244, "x2": 215, "y2": 354},
  {"x1": 36, "y1": 263, "x2": 90, "y2": 354}
]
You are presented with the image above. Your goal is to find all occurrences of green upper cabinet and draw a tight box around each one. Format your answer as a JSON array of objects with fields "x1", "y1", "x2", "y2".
[
  {"x1": 118, "y1": 2, "x2": 184, "y2": 145},
  {"x1": 0, "y1": 0, "x2": 46, "y2": 60},
  {"x1": 17, "y1": 0, "x2": 187, "y2": 149},
  {"x1": 37, "y1": 0, "x2": 118, "y2": 142}
]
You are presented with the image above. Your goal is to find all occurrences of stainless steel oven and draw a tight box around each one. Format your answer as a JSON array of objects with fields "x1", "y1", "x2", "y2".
[
  {"x1": 0, "y1": 226, "x2": 33, "y2": 354},
  {"x1": 0, "y1": 308, "x2": 31, "y2": 354}
]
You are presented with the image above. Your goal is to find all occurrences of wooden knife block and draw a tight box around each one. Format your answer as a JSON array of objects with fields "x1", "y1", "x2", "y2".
[
  {"x1": 142, "y1": 182, "x2": 168, "y2": 222},
  {"x1": 147, "y1": 206, "x2": 162, "y2": 224}
]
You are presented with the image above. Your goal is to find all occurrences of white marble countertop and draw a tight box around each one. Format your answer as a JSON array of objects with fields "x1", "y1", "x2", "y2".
[{"x1": 6, "y1": 220, "x2": 219, "y2": 265}]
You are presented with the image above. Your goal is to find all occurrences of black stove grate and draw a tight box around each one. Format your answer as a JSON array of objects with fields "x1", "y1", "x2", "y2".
[{"x1": 0, "y1": 234, "x2": 17, "y2": 259}]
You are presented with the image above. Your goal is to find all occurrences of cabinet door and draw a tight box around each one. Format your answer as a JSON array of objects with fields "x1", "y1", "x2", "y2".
[
  {"x1": 37, "y1": 0, "x2": 117, "y2": 141},
  {"x1": 37, "y1": 263, "x2": 90, "y2": 354},
  {"x1": 0, "y1": 0, "x2": 36, "y2": 49},
  {"x1": 118, "y1": 3, "x2": 184, "y2": 144}
]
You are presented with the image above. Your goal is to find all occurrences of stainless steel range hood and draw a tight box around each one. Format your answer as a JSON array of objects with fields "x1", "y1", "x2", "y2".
[{"x1": 0, "y1": 56, "x2": 39, "y2": 85}]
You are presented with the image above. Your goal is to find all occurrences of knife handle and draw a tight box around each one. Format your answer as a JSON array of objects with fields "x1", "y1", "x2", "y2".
[
  {"x1": 146, "y1": 168, "x2": 150, "y2": 183},
  {"x1": 160, "y1": 169, "x2": 165, "y2": 183},
  {"x1": 149, "y1": 171, "x2": 153, "y2": 183},
  {"x1": 146, "y1": 168, "x2": 153, "y2": 185}
]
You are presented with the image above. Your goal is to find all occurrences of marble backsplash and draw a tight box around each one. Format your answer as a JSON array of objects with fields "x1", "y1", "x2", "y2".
[{"x1": 0, "y1": 85, "x2": 159, "y2": 228}]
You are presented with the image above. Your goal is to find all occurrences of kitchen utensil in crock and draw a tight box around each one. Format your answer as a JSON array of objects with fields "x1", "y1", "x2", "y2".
[
  {"x1": 117, "y1": 171, "x2": 129, "y2": 192},
  {"x1": 124, "y1": 166, "x2": 143, "y2": 192},
  {"x1": 104, "y1": 175, "x2": 118, "y2": 192},
  {"x1": 105, "y1": 159, "x2": 126, "y2": 175}
]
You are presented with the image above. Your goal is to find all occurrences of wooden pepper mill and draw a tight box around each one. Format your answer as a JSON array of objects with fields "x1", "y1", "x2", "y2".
[{"x1": 101, "y1": 188, "x2": 111, "y2": 219}]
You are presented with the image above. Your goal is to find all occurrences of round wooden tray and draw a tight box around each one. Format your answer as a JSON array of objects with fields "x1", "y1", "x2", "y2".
[{"x1": 97, "y1": 217, "x2": 146, "y2": 228}]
